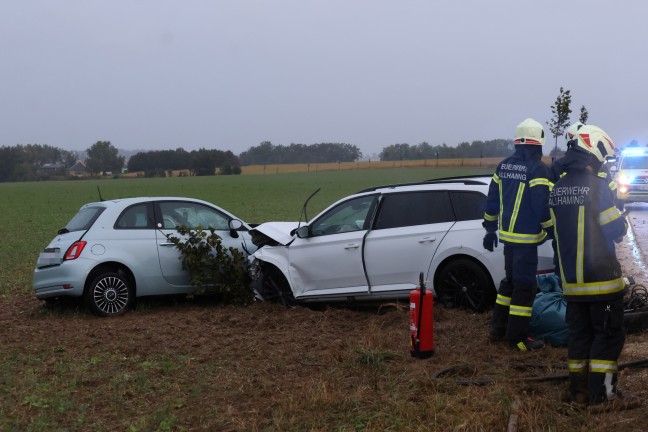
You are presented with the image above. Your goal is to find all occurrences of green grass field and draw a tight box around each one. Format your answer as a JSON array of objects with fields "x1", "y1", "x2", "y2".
[{"x1": 0, "y1": 167, "x2": 490, "y2": 299}]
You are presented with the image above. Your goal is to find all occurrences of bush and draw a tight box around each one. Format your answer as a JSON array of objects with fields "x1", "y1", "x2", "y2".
[{"x1": 165, "y1": 226, "x2": 253, "y2": 305}]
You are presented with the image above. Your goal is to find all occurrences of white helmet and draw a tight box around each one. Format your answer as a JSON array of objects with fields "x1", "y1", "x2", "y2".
[
  {"x1": 565, "y1": 121, "x2": 585, "y2": 140},
  {"x1": 514, "y1": 118, "x2": 545, "y2": 145},
  {"x1": 574, "y1": 124, "x2": 615, "y2": 162}
]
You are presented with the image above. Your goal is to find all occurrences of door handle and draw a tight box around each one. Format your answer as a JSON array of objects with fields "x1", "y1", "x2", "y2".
[
  {"x1": 159, "y1": 242, "x2": 175, "y2": 247},
  {"x1": 344, "y1": 243, "x2": 360, "y2": 249},
  {"x1": 418, "y1": 237, "x2": 437, "y2": 243}
]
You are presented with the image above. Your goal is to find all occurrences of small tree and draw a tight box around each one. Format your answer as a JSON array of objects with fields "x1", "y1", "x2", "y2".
[
  {"x1": 85, "y1": 141, "x2": 125, "y2": 175},
  {"x1": 579, "y1": 105, "x2": 589, "y2": 124},
  {"x1": 547, "y1": 87, "x2": 572, "y2": 159},
  {"x1": 166, "y1": 226, "x2": 253, "y2": 305}
]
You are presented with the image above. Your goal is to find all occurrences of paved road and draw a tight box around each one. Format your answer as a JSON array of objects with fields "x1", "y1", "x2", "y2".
[{"x1": 623, "y1": 202, "x2": 648, "y2": 284}]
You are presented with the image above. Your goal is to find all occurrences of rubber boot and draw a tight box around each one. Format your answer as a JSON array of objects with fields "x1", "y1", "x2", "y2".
[
  {"x1": 489, "y1": 279, "x2": 511, "y2": 342},
  {"x1": 569, "y1": 370, "x2": 589, "y2": 407}
]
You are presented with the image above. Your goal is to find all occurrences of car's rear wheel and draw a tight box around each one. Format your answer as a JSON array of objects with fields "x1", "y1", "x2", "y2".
[
  {"x1": 435, "y1": 258, "x2": 495, "y2": 312},
  {"x1": 85, "y1": 272, "x2": 133, "y2": 317},
  {"x1": 260, "y1": 265, "x2": 296, "y2": 307}
]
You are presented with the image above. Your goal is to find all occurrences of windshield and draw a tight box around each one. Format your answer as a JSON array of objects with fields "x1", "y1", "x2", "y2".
[
  {"x1": 63, "y1": 206, "x2": 105, "y2": 233},
  {"x1": 621, "y1": 155, "x2": 648, "y2": 170}
]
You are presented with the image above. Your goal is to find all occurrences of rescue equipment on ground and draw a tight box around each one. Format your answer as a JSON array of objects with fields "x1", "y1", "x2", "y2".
[
  {"x1": 529, "y1": 274, "x2": 568, "y2": 347},
  {"x1": 410, "y1": 272, "x2": 434, "y2": 358}
]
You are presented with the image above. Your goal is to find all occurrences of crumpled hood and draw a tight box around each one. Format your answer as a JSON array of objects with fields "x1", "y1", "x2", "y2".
[{"x1": 250, "y1": 222, "x2": 300, "y2": 246}]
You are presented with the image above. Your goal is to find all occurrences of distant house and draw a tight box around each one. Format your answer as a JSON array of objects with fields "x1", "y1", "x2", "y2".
[
  {"x1": 38, "y1": 162, "x2": 65, "y2": 175},
  {"x1": 68, "y1": 160, "x2": 89, "y2": 177}
]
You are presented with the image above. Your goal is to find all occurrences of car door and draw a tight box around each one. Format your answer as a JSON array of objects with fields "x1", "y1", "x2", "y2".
[
  {"x1": 364, "y1": 190, "x2": 455, "y2": 293},
  {"x1": 286, "y1": 194, "x2": 378, "y2": 296},
  {"x1": 154, "y1": 200, "x2": 242, "y2": 288}
]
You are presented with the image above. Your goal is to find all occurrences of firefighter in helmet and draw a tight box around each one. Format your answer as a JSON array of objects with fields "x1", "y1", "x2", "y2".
[
  {"x1": 549, "y1": 122, "x2": 620, "y2": 278},
  {"x1": 549, "y1": 124, "x2": 637, "y2": 410},
  {"x1": 483, "y1": 118, "x2": 553, "y2": 351}
]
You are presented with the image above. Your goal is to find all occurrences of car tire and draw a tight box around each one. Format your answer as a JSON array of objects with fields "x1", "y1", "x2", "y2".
[
  {"x1": 85, "y1": 272, "x2": 133, "y2": 317},
  {"x1": 260, "y1": 265, "x2": 296, "y2": 307},
  {"x1": 435, "y1": 258, "x2": 495, "y2": 312}
]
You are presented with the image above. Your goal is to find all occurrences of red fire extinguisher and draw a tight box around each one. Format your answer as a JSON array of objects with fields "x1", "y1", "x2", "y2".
[{"x1": 410, "y1": 272, "x2": 434, "y2": 358}]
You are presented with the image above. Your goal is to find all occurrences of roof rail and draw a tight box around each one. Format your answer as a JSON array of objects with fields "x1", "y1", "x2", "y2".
[{"x1": 356, "y1": 174, "x2": 491, "y2": 193}]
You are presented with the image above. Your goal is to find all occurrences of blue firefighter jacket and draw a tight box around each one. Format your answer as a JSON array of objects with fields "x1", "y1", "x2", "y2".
[
  {"x1": 483, "y1": 145, "x2": 553, "y2": 245},
  {"x1": 549, "y1": 151, "x2": 627, "y2": 302}
]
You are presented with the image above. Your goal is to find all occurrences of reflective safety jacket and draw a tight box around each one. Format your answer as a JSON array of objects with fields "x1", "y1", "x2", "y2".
[
  {"x1": 549, "y1": 161, "x2": 627, "y2": 302},
  {"x1": 483, "y1": 145, "x2": 553, "y2": 245}
]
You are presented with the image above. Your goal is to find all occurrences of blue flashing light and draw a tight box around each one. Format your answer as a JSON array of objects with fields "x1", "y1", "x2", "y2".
[{"x1": 621, "y1": 147, "x2": 648, "y2": 156}]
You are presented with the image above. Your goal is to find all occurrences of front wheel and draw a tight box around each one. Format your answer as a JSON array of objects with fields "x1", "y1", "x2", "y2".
[
  {"x1": 259, "y1": 265, "x2": 296, "y2": 307},
  {"x1": 435, "y1": 258, "x2": 495, "y2": 312},
  {"x1": 85, "y1": 272, "x2": 133, "y2": 317}
]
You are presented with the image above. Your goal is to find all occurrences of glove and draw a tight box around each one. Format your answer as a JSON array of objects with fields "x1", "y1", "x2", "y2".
[
  {"x1": 545, "y1": 226, "x2": 555, "y2": 240},
  {"x1": 483, "y1": 232, "x2": 498, "y2": 252}
]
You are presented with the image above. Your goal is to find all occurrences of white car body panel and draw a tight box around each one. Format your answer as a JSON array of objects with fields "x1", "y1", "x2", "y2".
[{"x1": 251, "y1": 176, "x2": 555, "y2": 306}]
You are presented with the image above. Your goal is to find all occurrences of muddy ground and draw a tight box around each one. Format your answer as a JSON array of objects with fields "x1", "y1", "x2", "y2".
[{"x1": 2, "y1": 213, "x2": 648, "y2": 431}]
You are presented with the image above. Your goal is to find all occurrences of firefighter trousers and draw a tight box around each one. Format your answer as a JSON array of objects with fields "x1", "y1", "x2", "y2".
[
  {"x1": 490, "y1": 244, "x2": 538, "y2": 344},
  {"x1": 566, "y1": 298, "x2": 625, "y2": 404}
]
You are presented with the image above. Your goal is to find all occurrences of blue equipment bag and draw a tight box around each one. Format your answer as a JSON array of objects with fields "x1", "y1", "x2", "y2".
[{"x1": 529, "y1": 274, "x2": 568, "y2": 347}]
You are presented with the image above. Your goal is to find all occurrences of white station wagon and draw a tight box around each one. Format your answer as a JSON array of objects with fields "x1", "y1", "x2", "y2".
[{"x1": 250, "y1": 176, "x2": 554, "y2": 311}]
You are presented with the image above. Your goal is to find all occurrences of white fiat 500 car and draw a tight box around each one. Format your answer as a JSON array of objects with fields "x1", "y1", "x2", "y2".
[
  {"x1": 250, "y1": 176, "x2": 554, "y2": 311},
  {"x1": 34, "y1": 197, "x2": 256, "y2": 316}
]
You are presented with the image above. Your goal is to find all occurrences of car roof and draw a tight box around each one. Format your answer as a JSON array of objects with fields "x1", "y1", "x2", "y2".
[
  {"x1": 356, "y1": 175, "x2": 492, "y2": 194},
  {"x1": 80, "y1": 196, "x2": 217, "y2": 209}
]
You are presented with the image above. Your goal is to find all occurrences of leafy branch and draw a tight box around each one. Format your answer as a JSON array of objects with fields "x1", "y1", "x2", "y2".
[{"x1": 165, "y1": 226, "x2": 253, "y2": 305}]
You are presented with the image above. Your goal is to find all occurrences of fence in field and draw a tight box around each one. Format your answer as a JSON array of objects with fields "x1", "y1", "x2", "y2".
[
  {"x1": 125, "y1": 157, "x2": 554, "y2": 177},
  {"x1": 240, "y1": 157, "x2": 553, "y2": 175}
]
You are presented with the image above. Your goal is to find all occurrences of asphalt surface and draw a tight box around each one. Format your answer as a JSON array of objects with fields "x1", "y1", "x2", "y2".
[{"x1": 624, "y1": 202, "x2": 648, "y2": 283}]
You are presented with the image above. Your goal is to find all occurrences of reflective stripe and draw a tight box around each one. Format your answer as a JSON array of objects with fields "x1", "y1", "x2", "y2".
[
  {"x1": 529, "y1": 177, "x2": 551, "y2": 187},
  {"x1": 563, "y1": 278, "x2": 625, "y2": 296},
  {"x1": 484, "y1": 212, "x2": 498, "y2": 222},
  {"x1": 597, "y1": 171, "x2": 608, "y2": 179},
  {"x1": 608, "y1": 181, "x2": 617, "y2": 191},
  {"x1": 576, "y1": 206, "x2": 585, "y2": 284},
  {"x1": 590, "y1": 359, "x2": 618, "y2": 374},
  {"x1": 496, "y1": 294, "x2": 511, "y2": 307},
  {"x1": 599, "y1": 206, "x2": 622, "y2": 226},
  {"x1": 492, "y1": 173, "x2": 501, "y2": 184},
  {"x1": 498, "y1": 230, "x2": 546, "y2": 244},
  {"x1": 508, "y1": 182, "x2": 525, "y2": 232},
  {"x1": 509, "y1": 304, "x2": 532, "y2": 317},
  {"x1": 550, "y1": 208, "x2": 567, "y2": 282},
  {"x1": 541, "y1": 219, "x2": 553, "y2": 229},
  {"x1": 568, "y1": 359, "x2": 588, "y2": 373},
  {"x1": 497, "y1": 175, "x2": 504, "y2": 228}
]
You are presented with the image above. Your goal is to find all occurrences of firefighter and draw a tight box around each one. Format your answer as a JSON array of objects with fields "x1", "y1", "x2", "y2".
[
  {"x1": 549, "y1": 124, "x2": 637, "y2": 410},
  {"x1": 549, "y1": 122, "x2": 619, "y2": 278},
  {"x1": 483, "y1": 118, "x2": 553, "y2": 351}
]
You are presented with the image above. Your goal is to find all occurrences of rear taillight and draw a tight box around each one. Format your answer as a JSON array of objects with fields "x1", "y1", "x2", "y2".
[{"x1": 64, "y1": 241, "x2": 87, "y2": 260}]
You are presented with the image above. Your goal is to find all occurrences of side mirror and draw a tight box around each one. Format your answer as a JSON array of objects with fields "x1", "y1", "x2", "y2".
[
  {"x1": 295, "y1": 225, "x2": 310, "y2": 238},
  {"x1": 229, "y1": 219, "x2": 243, "y2": 238}
]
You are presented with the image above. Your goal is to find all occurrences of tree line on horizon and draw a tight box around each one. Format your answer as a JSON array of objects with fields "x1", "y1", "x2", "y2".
[
  {"x1": 0, "y1": 138, "x2": 526, "y2": 183},
  {"x1": 0, "y1": 86, "x2": 609, "y2": 183}
]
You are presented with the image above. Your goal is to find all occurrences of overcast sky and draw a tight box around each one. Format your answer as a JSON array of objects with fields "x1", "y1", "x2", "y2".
[{"x1": 1, "y1": 1, "x2": 645, "y2": 158}]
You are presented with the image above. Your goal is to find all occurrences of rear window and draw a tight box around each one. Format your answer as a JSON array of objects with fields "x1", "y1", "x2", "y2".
[
  {"x1": 450, "y1": 191, "x2": 486, "y2": 221},
  {"x1": 374, "y1": 191, "x2": 454, "y2": 230},
  {"x1": 64, "y1": 206, "x2": 105, "y2": 233}
]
